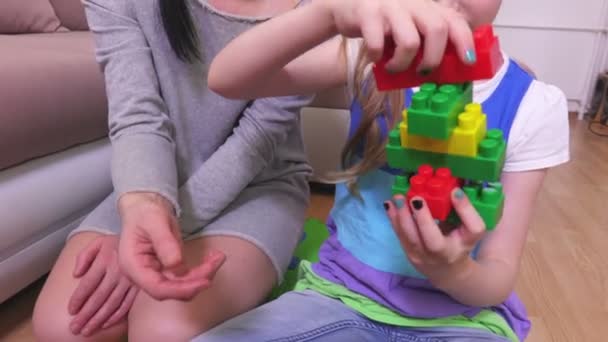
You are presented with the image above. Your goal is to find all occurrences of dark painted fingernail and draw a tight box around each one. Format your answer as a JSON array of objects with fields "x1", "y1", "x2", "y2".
[
  {"x1": 383, "y1": 201, "x2": 390, "y2": 211},
  {"x1": 466, "y1": 49, "x2": 477, "y2": 63},
  {"x1": 412, "y1": 199, "x2": 423, "y2": 210},
  {"x1": 394, "y1": 198, "x2": 405, "y2": 209},
  {"x1": 419, "y1": 68, "x2": 432, "y2": 76},
  {"x1": 454, "y1": 188, "x2": 465, "y2": 199}
]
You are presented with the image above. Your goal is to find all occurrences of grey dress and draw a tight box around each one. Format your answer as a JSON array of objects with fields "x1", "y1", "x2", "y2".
[{"x1": 70, "y1": 0, "x2": 313, "y2": 280}]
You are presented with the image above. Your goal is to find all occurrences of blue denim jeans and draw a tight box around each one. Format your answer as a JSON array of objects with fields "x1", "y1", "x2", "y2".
[{"x1": 192, "y1": 290, "x2": 512, "y2": 342}]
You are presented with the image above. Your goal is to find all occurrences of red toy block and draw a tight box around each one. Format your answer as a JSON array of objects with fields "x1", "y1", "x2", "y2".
[
  {"x1": 373, "y1": 25, "x2": 503, "y2": 91},
  {"x1": 406, "y1": 165, "x2": 461, "y2": 221}
]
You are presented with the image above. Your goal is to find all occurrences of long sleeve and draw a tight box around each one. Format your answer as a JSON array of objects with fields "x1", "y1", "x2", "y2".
[
  {"x1": 178, "y1": 94, "x2": 313, "y2": 231},
  {"x1": 84, "y1": 0, "x2": 180, "y2": 212}
]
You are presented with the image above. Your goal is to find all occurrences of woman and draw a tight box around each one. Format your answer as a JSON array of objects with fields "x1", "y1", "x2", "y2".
[{"x1": 32, "y1": 0, "x2": 312, "y2": 340}]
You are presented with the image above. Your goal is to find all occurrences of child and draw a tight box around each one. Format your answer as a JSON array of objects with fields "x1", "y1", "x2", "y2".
[{"x1": 199, "y1": 0, "x2": 570, "y2": 341}]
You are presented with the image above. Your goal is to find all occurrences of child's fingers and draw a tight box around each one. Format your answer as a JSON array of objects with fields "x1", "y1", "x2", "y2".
[
  {"x1": 410, "y1": 1, "x2": 449, "y2": 71},
  {"x1": 383, "y1": 4, "x2": 420, "y2": 72},
  {"x1": 440, "y1": 6, "x2": 476, "y2": 64},
  {"x1": 409, "y1": 197, "x2": 446, "y2": 253},
  {"x1": 386, "y1": 196, "x2": 422, "y2": 251},
  {"x1": 384, "y1": 198, "x2": 412, "y2": 250},
  {"x1": 451, "y1": 188, "x2": 486, "y2": 244},
  {"x1": 360, "y1": 6, "x2": 386, "y2": 62}
]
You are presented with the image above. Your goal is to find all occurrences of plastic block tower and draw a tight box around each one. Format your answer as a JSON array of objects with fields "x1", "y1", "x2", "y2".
[
  {"x1": 387, "y1": 97, "x2": 506, "y2": 230},
  {"x1": 377, "y1": 26, "x2": 506, "y2": 230}
]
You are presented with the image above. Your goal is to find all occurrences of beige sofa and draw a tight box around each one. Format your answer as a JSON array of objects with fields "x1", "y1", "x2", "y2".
[{"x1": 0, "y1": 0, "x2": 112, "y2": 303}]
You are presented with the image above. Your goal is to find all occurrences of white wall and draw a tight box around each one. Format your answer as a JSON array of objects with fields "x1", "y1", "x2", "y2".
[{"x1": 494, "y1": 0, "x2": 608, "y2": 117}]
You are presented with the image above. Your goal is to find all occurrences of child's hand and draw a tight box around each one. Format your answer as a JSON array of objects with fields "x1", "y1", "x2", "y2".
[
  {"x1": 384, "y1": 188, "x2": 485, "y2": 285},
  {"x1": 324, "y1": 0, "x2": 475, "y2": 72}
]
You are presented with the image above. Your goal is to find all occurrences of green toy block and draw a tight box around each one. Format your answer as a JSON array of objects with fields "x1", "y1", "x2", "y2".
[
  {"x1": 408, "y1": 82, "x2": 473, "y2": 140},
  {"x1": 391, "y1": 175, "x2": 410, "y2": 196},
  {"x1": 386, "y1": 127, "x2": 506, "y2": 182},
  {"x1": 463, "y1": 181, "x2": 505, "y2": 230},
  {"x1": 438, "y1": 182, "x2": 504, "y2": 231},
  {"x1": 268, "y1": 218, "x2": 329, "y2": 300}
]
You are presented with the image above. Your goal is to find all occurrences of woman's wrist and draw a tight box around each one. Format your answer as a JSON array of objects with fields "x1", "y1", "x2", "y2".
[{"x1": 118, "y1": 191, "x2": 175, "y2": 217}]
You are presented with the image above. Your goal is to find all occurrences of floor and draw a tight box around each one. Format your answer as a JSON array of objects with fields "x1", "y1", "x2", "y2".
[{"x1": 0, "y1": 115, "x2": 606, "y2": 341}]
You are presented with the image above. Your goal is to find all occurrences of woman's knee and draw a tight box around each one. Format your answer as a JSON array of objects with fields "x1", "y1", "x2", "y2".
[
  {"x1": 32, "y1": 231, "x2": 126, "y2": 341},
  {"x1": 32, "y1": 299, "x2": 126, "y2": 342}
]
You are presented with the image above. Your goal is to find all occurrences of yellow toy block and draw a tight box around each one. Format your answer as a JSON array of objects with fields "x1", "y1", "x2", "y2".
[{"x1": 399, "y1": 103, "x2": 487, "y2": 157}]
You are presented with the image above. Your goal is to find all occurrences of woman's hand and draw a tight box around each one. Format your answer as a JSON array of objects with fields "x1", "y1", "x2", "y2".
[
  {"x1": 324, "y1": 0, "x2": 475, "y2": 72},
  {"x1": 68, "y1": 235, "x2": 138, "y2": 336},
  {"x1": 117, "y1": 192, "x2": 226, "y2": 301},
  {"x1": 384, "y1": 188, "x2": 485, "y2": 285}
]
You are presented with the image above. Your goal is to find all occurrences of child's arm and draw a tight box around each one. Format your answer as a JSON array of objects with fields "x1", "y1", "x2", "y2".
[
  {"x1": 387, "y1": 170, "x2": 546, "y2": 307},
  {"x1": 435, "y1": 170, "x2": 546, "y2": 306},
  {"x1": 208, "y1": 1, "x2": 345, "y2": 99},
  {"x1": 209, "y1": 0, "x2": 475, "y2": 99}
]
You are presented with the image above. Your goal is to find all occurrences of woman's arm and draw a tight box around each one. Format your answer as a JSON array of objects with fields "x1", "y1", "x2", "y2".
[
  {"x1": 178, "y1": 94, "x2": 314, "y2": 231},
  {"x1": 85, "y1": 0, "x2": 180, "y2": 213},
  {"x1": 85, "y1": 1, "x2": 218, "y2": 301},
  {"x1": 432, "y1": 169, "x2": 547, "y2": 306}
]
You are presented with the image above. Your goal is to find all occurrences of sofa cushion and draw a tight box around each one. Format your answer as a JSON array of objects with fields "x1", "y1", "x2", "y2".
[
  {"x1": 0, "y1": 32, "x2": 108, "y2": 170},
  {"x1": 49, "y1": 0, "x2": 88, "y2": 31},
  {"x1": 0, "y1": 0, "x2": 63, "y2": 33}
]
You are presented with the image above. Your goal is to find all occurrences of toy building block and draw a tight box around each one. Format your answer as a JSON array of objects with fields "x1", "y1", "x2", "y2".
[
  {"x1": 391, "y1": 165, "x2": 461, "y2": 221},
  {"x1": 400, "y1": 103, "x2": 488, "y2": 157},
  {"x1": 373, "y1": 25, "x2": 503, "y2": 91},
  {"x1": 462, "y1": 181, "x2": 505, "y2": 230},
  {"x1": 386, "y1": 127, "x2": 506, "y2": 182},
  {"x1": 407, "y1": 82, "x2": 472, "y2": 140}
]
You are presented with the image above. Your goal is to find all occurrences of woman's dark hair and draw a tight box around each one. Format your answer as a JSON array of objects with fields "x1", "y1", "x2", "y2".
[{"x1": 159, "y1": 0, "x2": 200, "y2": 62}]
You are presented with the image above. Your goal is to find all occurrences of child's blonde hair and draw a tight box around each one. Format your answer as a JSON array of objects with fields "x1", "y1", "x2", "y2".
[{"x1": 327, "y1": 39, "x2": 404, "y2": 191}]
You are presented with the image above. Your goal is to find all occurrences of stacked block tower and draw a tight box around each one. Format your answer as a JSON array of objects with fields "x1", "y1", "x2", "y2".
[{"x1": 373, "y1": 25, "x2": 506, "y2": 230}]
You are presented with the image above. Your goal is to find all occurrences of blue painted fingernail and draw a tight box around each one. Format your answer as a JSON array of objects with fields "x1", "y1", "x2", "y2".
[
  {"x1": 394, "y1": 198, "x2": 405, "y2": 209},
  {"x1": 466, "y1": 49, "x2": 477, "y2": 63},
  {"x1": 455, "y1": 188, "x2": 465, "y2": 199},
  {"x1": 434, "y1": 219, "x2": 441, "y2": 224}
]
